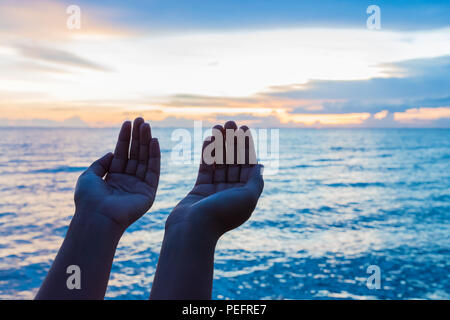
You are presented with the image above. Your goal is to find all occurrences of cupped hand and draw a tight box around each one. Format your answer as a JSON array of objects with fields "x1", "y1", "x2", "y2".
[
  {"x1": 167, "y1": 121, "x2": 264, "y2": 237},
  {"x1": 74, "y1": 118, "x2": 160, "y2": 231}
]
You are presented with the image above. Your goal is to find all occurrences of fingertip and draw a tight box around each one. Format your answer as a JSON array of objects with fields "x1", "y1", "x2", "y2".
[
  {"x1": 239, "y1": 125, "x2": 249, "y2": 132},
  {"x1": 213, "y1": 124, "x2": 224, "y2": 133},
  {"x1": 89, "y1": 152, "x2": 114, "y2": 177},
  {"x1": 119, "y1": 120, "x2": 132, "y2": 139},
  {"x1": 132, "y1": 117, "x2": 144, "y2": 136},
  {"x1": 105, "y1": 152, "x2": 114, "y2": 159},
  {"x1": 224, "y1": 120, "x2": 237, "y2": 130},
  {"x1": 150, "y1": 137, "x2": 160, "y2": 156},
  {"x1": 97, "y1": 152, "x2": 113, "y2": 164},
  {"x1": 140, "y1": 123, "x2": 150, "y2": 142},
  {"x1": 133, "y1": 117, "x2": 144, "y2": 126},
  {"x1": 123, "y1": 120, "x2": 132, "y2": 128}
]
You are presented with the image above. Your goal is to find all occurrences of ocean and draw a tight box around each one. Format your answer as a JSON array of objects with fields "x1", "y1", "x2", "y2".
[{"x1": 0, "y1": 127, "x2": 449, "y2": 299}]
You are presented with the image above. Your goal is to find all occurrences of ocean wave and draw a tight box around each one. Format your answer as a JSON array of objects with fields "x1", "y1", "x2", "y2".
[{"x1": 323, "y1": 182, "x2": 386, "y2": 188}]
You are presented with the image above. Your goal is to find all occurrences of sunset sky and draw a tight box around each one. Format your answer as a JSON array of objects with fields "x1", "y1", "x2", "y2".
[{"x1": 0, "y1": 0, "x2": 449, "y2": 127}]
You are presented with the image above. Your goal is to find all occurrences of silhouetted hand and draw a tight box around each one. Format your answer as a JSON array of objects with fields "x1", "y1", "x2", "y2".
[
  {"x1": 37, "y1": 118, "x2": 161, "y2": 300},
  {"x1": 150, "y1": 121, "x2": 263, "y2": 299},
  {"x1": 75, "y1": 118, "x2": 160, "y2": 231},
  {"x1": 167, "y1": 120, "x2": 264, "y2": 237}
]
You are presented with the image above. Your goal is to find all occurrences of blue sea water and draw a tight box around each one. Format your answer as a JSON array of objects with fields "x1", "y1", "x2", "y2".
[{"x1": 0, "y1": 127, "x2": 449, "y2": 299}]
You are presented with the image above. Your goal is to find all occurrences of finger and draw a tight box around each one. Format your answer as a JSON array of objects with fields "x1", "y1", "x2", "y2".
[
  {"x1": 136, "y1": 123, "x2": 151, "y2": 180},
  {"x1": 195, "y1": 136, "x2": 215, "y2": 185},
  {"x1": 245, "y1": 164, "x2": 264, "y2": 198},
  {"x1": 145, "y1": 138, "x2": 160, "y2": 189},
  {"x1": 213, "y1": 124, "x2": 227, "y2": 183},
  {"x1": 225, "y1": 121, "x2": 240, "y2": 183},
  {"x1": 110, "y1": 121, "x2": 131, "y2": 173},
  {"x1": 86, "y1": 152, "x2": 113, "y2": 177},
  {"x1": 239, "y1": 125, "x2": 255, "y2": 183},
  {"x1": 212, "y1": 125, "x2": 225, "y2": 164},
  {"x1": 125, "y1": 117, "x2": 144, "y2": 175}
]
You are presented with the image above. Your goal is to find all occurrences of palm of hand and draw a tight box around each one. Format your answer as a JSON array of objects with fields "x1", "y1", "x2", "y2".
[
  {"x1": 74, "y1": 119, "x2": 160, "y2": 230},
  {"x1": 167, "y1": 121, "x2": 264, "y2": 236},
  {"x1": 171, "y1": 182, "x2": 255, "y2": 232},
  {"x1": 76, "y1": 172, "x2": 156, "y2": 227}
]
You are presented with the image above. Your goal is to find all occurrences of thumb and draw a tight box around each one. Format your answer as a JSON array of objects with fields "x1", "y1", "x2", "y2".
[
  {"x1": 86, "y1": 152, "x2": 113, "y2": 177},
  {"x1": 245, "y1": 164, "x2": 264, "y2": 198}
]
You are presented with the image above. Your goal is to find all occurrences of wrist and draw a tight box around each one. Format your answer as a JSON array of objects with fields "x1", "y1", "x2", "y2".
[
  {"x1": 152, "y1": 216, "x2": 218, "y2": 299},
  {"x1": 165, "y1": 209, "x2": 222, "y2": 246},
  {"x1": 71, "y1": 210, "x2": 125, "y2": 242},
  {"x1": 165, "y1": 220, "x2": 219, "y2": 250}
]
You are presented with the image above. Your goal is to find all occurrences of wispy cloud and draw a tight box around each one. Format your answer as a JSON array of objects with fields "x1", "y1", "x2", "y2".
[
  {"x1": 14, "y1": 43, "x2": 113, "y2": 72},
  {"x1": 0, "y1": 116, "x2": 88, "y2": 128}
]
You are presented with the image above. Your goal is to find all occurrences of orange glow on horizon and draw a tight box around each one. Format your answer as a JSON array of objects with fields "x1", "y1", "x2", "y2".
[{"x1": 394, "y1": 107, "x2": 450, "y2": 122}]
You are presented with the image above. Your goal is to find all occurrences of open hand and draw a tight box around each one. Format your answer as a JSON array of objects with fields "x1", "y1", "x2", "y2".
[
  {"x1": 167, "y1": 121, "x2": 264, "y2": 237},
  {"x1": 74, "y1": 118, "x2": 160, "y2": 231}
]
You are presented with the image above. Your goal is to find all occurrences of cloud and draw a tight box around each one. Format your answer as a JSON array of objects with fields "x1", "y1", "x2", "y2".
[
  {"x1": 157, "y1": 94, "x2": 261, "y2": 108},
  {"x1": 0, "y1": 116, "x2": 88, "y2": 128},
  {"x1": 276, "y1": 55, "x2": 450, "y2": 101},
  {"x1": 14, "y1": 43, "x2": 113, "y2": 72},
  {"x1": 374, "y1": 110, "x2": 388, "y2": 120},
  {"x1": 358, "y1": 108, "x2": 450, "y2": 128},
  {"x1": 3, "y1": 61, "x2": 70, "y2": 74},
  {"x1": 394, "y1": 107, "x2": 450, "y2": 121},
  {"x1": 270, "y1": 55, "x2": 450, "y2": 115}
]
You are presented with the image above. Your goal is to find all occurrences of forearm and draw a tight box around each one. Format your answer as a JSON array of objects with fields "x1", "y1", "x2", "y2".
[
  {"x1": 35, "y1": 212, "x2": 123, "y2": 300},
  {"x1": 150, "y1": 222, "x2": 219, "y2": 300}
]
